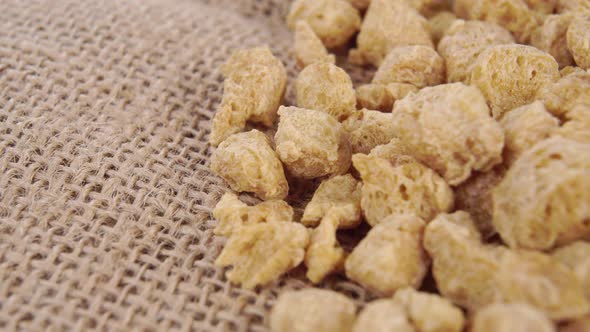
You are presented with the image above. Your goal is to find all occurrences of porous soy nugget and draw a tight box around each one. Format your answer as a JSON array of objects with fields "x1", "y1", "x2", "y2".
[
  {"x1": 213, "y1": 192, "x2": 293, "y2": 236},
  {"x1": 372, "y1": 46, "x2": 445, "y2": 88},
  {"x1": 275, "y1": 106, "x2": 351, "y2": 179},
  {"x1": 210, "y1": 130, "x2": 288, "y2": 200},
  {"x1": 392, "y1": 83, "x2": 504, "y2": 186},
  {"x1": 295, "y1": 62, "x2": 356, "y2": 121},
  {"x1": 270, "y1": 288, "x2": 356, "y2": 332},
  {"x1": 567, "y1": 15, "x2": 590, "y2": 70},
  {"x1": 342, "y1": 109, "x2": 397, "y2": 154},
  {"x1": 287, "y1": 0, "x2": 361, "y2": 49},
  {"x1": 349, "y1": 0, "x2": 433, "y2": 67},
  {"x1": 301, "y1": 174, "x2": 362, "y2": 229},
  {"x1": 492, "y1": 137, "x2": 590, "y2": 250},
  {"x1": 356, "y1": 83, "x2": 418, "y2": 112},
  {"x1": 539, "y1": 71, "x2": 590, "y2": 117},
  {"x1": 470, "y1": 304, "x2": 556, "y2": 332},
  {"x1": 555, "y1": 106, "x2": 590, "y2": 143},
  {"x1": 352, "y1": 154, "x2": 454, "y2": 227},
  {"x1": 552, "y1": 241, "x2": 590, "y2": 299},
  {"x1": 305, "y1": 212, "x2": 346, "y2": 283},
  {"x1": 294, "y1": 21, "x2": 336, "y2": 68},
  {"x1": 406, "y1": 0, "x2": 451, "y2": 17},
  {"x1": 215, "y1": 221, "x2": 309, "y2": 289},
  {"x1": 424, "y1": 211, "x2": 590, "y2": 319},
  {"x1": 471, "y1": 44, "x2": 560, "y2": 119},
  {"x1": 352, "y1": 300, "x2": 415, "y2": 332},
  {"x1": 210, "y1": 46, "x2": 286, "y2": 146},
  {"x1": 428, "y1": 11, "x2": 458, "y2": 45},
  {"x1": 532, "y1": 14, "x2": 575, "y2": 68},
  {"x1": 438, "y1": 20, "x2": 515, "y2": 83},
  {"x1": 345, "y1": 214, "x2": 430, "y2": 296},
  {"x1": 499, "y1": 101, "x2": 559, "y2": 165}
]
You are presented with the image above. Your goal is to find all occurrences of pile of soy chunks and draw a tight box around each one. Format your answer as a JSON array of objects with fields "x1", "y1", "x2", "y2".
[{"x1": 208, "y1": 0, "x2": 590, "y2": 331}]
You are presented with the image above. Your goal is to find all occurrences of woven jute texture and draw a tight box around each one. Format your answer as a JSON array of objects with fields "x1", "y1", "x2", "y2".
[{"x1": 0, "y1": 0, "x2": 376, "y2": 331}]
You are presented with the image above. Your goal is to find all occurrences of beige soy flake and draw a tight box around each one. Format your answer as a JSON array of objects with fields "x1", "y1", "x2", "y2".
[
  {"x1": 567, "y1": 16, "x2": 590, "y2": 70},
  {"x1": 471, "y1": 303, "x2": 556, "y2": 332},
  {"x1": 349, "y1": 0, "x2": 433, "y2": 67},
  {"x1": 215, "y1": 221, "x2": 309, "y2": 289},
  {"x1": 270, "y1": 288, "x2": 356, "y2": 332},
  {"x1": 561, "y1": 65, "x2": 587, "y2": 76},
  {"x1": 342, "y1": 109, "x2": 397, "y2": 155},
  {"x1": 210, "y1": 130, "x2": 288, "y2": 200},
  {"x1": 213, "y1": 192, "x2": 293, "y2": 236},
  {"x1": 305, "y1": 212, "x2": 346, "y2": 283},
  {"x1": 356, "y1": 83, "x2": 417, "y2": 112},
  {"x1": 539, "y1": 72, "x2": 590, "y2": 117},
  {"x1": 275, "y1": 106, "x2": 351, "y2": 179},
  {"x1": 428, "y1": 11, "x2": 458, "y2": 45},
  {"x1": 552, "y1": 241, "x2": 590, "y2": 298},
  {"x1": 471, "y1": 44, "x2": 560, "y2": 119},
  {"x1": 555, "y1": 106, "x2": 590, "y2": 143},
  {"x1": 560, "y1": 315, "x2": 590, "y2": 332},
  {"x1": 368, "y1": 138, "x2": 415, "y2": 165},
  {"x1": 345, "y1": 214, "x2": 430, "y2": 296},
  {"x1": 295, "y1": 62, "x2": 356, "y2": 121},
  {"x1": 372, "y1": 45, "x2": 445, "y2": 88},
  {"x1": 438, "y1": 20, "x2": 515, "y2": 83},
  {"x1": 454, "y1": 166, "x2": 506, "y2": 239},
  {"x1": 393, "y1": 288, "x2": 465, "y2": 332},
  {"x1": 353, "y1": 300, "x2": 415, "y2": 332},
  {"x1": 210, "y1": 46, "x2": 286, "y2": 146},
  {"x1": 287, "y1": 0, "x2": 361, "y2": 49},
  {"x1": 532, "y1": 14, "x2": 575, "y2": 68},
  {"x1": 301, "y1": 174, "x2": 361, "y2": 229},
  {"x1": 492, "y1": 137, "x2": 590, "y2": 250},
  {"x1": 392, "y1": 83, "x2": 504, "y2": 185},
  {"x1": 294, "y1": 21, "x2": 336, "y2": 68},
  {"x1": 352, "y1": 154, "x2": 454, "y2": 227},
  {"x1": 499, "y1": 101, "x2": 559, "y2": 165}
]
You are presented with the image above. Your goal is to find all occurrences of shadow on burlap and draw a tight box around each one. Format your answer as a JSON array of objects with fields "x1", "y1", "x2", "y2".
[{"x1": 0, "y1": 0, "x2": 379, "y2": 331}]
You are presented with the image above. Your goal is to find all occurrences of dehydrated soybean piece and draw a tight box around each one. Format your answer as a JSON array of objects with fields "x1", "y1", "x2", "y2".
[
  {"x1": 301, "y1": 174, "x2": 362, "y2": 229},
  {"x1": 471, "y1": 303, "x2": 556, "y2": 332},
  {"x1": 270, "y1": 288, "x2": 356, "y2": 332},
  {"x1": 213, "y1": 192, "x2": 293, "y2": 235},
  {"x1": 352, "y1": 300, "x2": 415, "y2": 332},
  {"x1": 555, "y1": 106, "x2": 590, "y2": 144},
  {"x1": 539, "y1": 71, "x2": 590, "y2": 117},
  {"x1": 372, "y1": 45, "x2": 445, "y2": 88},
  {"x1": 345, "y1": 214, "x2": 429, "y2": 296},
  {"x1": 532, "y1": 14, "x2": 575, "y2": 68},
  {"x1": 428, "y1": 11, "x2": 458, "y2": 45},
  {"x1": 352, "y1": 154, "x2": 454, "y2": 227},
  {"x1": 356, "y1": 83, "x2": 417, "y2": 112},
  {"x1": 567, "y1": 15, "x2": 590, "y2": 70},
  {"x1": 215, "y1": 221, "x2": 309, "y2": 289},
  {"x1": 342, "y1": 109, "x2": 397, "y2": 155},
  {"x1": 210, "y1": 130, "x2": 288, "y2": 200},
  {"x1": 392, "y1": 83, "x2": 504, "y2": 185},
  {"x1": 552, "y1": 241, "x2": 590, "y2": 299},
  {"x1": 295, "y1": 62, "x2": 356, "y2": 121},
  {"x1": 294, "y1": 20, "x2": 336, "y2": 68},
  {"x1": 471, "y1": 44, "x2": 560, "y2": 119},
  {"x1": 210, "y1": 46, "x2": 286, "y2": 146},
  {"x1": 287, "y1": 0, "x2": 361, "y2": 48},
  {"x1": 275, "y1": 106, "x2": 351, "y2": 179},
  {"x1": 305, "y1": 212, "x2": 346, "y2": 283},
  {"x1": 492, "y1": 137, "x2": 590, "y2": 250}
]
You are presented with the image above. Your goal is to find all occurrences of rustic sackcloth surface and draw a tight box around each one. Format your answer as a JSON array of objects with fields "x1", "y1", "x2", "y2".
[{"x1": 0, "y1": 0, "x2": 378, "y2": 331}]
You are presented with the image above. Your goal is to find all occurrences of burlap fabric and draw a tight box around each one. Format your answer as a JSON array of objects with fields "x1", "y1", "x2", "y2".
[{"x1": 0, "y1": 0, "x2": 378, "y2": 331}]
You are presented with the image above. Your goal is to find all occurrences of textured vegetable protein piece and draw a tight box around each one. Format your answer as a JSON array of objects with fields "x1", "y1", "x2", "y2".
[
  {"x1": 342, "y1": 109, "x2": 397, "y2": 154},
  {"x1": 392, "y1": 288, "x2": 465, "y2": 332},
  {"x1": 294, "y1": 20, "x2": 336, "y2": 68},
  {"x1": 539, "y1": 72, "x2": 590, "y2": 117},
  {"x1": 368, "y1": 137, "x2": 416, "y2": 165},
  {"x1": 391, "y1": 83, "x2": 504, "y2": 185},
  {"x1": 305, "y1": 212, "x2": 346, "y2": 283},
  {"x1": 554, "y1": 106, "x2": 590, "y2": 144},
  {"x1": 492, "y1": 137, "x2": 590, "y2": 250},
  {"x1": 470, "y1": 303, "x2": 556, "y2": 332},
  {"x1": 532, "y1": 14, "x2": 575, "y2": 68},
  {"x1": 345, "y1": 214, "x2": 430, "y2": 296},
  {"x1": 437, "y1": 20, "x2": 515, "y2": 83},
  {"x1": 210, "y1": 130, "x2": 289, "y2": 200},
  {"x1": 215, "y1": 221, "x2": 309, "y2": 289},
  {"x1": 213, "y1": 192, "x2": 293, "y2": 236},
  {"x1": 353, "y1": 300, "x2": 415, "y2": 332},
  {"x1": 352, "y1": 154, "x2": 454, "y2": 227},
  {"x1": 287, "y1": 0, "x2": 361, "y2": 49},
  {"x1": 356, "y1": 83, "x2": 418, "y2": 112},
  {"x1": 275, "y1": 106, "x2": 351, "y2": 179},
  {"x1": 470, "y1": 44, "x2": 560, "y2": 119},
  {"x1": 349, "y1": 0, "x2": 433, "y2": 67},
  {"x1": 499, "y1": 101, "x2": 559, "y2": 165},
  {"x1": 567, "y1": 15, "x2": 590, "y2": 70},
  {"x1": 295, "y1": 62, "x2": 356, "y2": 121},
  {"x1": 270, "y1": 288, "x2": 356, "y2": 332},
  {"x1": 301, "y1": 174, "x2": 362, "y2": 229},
  {"x1": 428, "y1": 11, "x2": 458, "y2": 45},
  {"x1": 552, "y1": 241, "x2": 590, "y2": 299},
  {"x1": 210, "y1": 46, "x2": 287, "y2": 146},
  {"x1": 372, "y1": 45, "x2": 445, "y2": 88}
]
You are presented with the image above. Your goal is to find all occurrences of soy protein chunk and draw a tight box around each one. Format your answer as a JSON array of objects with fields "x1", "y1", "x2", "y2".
[
  {"x1": 471, "y1": 303, "x2": 556, "y2": 332},
  {"x1": 294, "y1": 20, "x2": 336, "y2": 68},
  {"x1": 532, "y1": 14, "x2": 575, "y2": 68},
  {"x1": 372, "y1": 46, "x2": 445, "y2": 88},
  {"x1": 305, "y1": 212, "x2": 346, "y2": 283},
  {"x1": 342, "y1": 109, "x2": 397, "y2": 154},
  {"x1": 567, "y1": 15, "x2": 590, "y2": 70}
]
